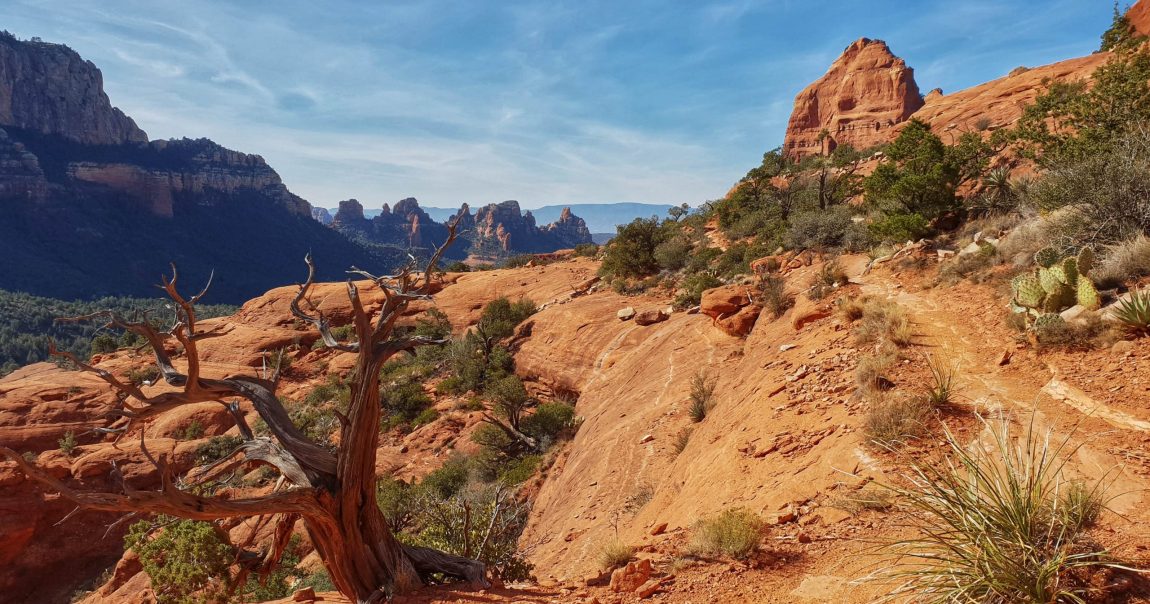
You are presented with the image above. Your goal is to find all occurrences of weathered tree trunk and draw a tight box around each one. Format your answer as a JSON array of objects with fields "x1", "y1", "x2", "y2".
[{"x1": 0, "y1": 220, "x2": 492, "y2": 604}]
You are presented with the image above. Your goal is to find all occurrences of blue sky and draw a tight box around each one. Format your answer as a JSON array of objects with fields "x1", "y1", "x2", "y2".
[{"x1": 4, "y1": 0, "x2": 1111, "y2": 209}]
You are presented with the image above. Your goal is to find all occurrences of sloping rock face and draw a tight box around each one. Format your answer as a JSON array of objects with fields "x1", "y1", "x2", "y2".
[
  {"x1": 1129, "y1": 0, "x2": 1150, "y2": 36},
  {"x1": 783, "y1": 38, "x2": 923, "y2": 159},
  {"x1": 0, "y1": 32, "x2": 147, "y2": 146},
  {"x1": 0, "y1": 33, "x2": 401, "y2": 302},
  {"x1": 910, "y1": 53, "x2": 1107, "y2": 135}
]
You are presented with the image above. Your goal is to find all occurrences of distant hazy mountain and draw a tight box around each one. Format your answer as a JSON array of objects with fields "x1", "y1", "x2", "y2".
[{"x1": 336, "y1": 202, "x2": 675, "y2": 235}]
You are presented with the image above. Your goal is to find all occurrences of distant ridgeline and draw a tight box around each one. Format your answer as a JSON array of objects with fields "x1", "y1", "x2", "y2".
[
  {"x1": 328, "y1": 198, "x2": 594, "y2": 259},
  {"x1": 0, "y1": 31, "x2": 408, "y2": 303}
]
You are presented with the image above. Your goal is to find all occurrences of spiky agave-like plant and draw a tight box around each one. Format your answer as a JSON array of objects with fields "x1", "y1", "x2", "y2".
[
  {"x1": 1113, "y1": 289, "x2": 1150, "y2": 336},
  {"x1": 874, "y1": 416, "x2": 1128, "y2": 603}
]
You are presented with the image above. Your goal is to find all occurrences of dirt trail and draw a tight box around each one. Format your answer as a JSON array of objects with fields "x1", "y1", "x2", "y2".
[{"x1": 858, "y1": 271, "x2": 1150, "y2": 518}]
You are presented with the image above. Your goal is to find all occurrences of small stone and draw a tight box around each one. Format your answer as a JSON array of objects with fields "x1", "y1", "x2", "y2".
[
  {"x1": 797, "y1": 532, "x2": 812, "y2": 544},
  {"x1": 1113, "y1": 340, "x2": 1135, "y2": 355},
  {"x1": 617, "y1": 307, "x2": 636, "y2": 321},
  {"x1": 779, "y1": 343, "x2": 798, "y2": 352},
  {"x1": 637, "y1": 579, "x2": 663, "y2": 598},
  {"x1": 998, "y1": 349, "x2": 1012, "y2": 366},
  {"x1": 291, "y1": 587, "x2": 317, "y2": 602},
  {"x1": 649, "y1": 522, "x2": 668, "y2": 536},
  {"x1": 639, "y1": 434, "x2": 654, "y2": 444}
]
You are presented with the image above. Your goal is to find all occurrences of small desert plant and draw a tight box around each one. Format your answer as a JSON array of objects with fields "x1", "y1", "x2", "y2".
[
  {"x1": 1033, "y1": 313, "x2": 1117, "y2": 350},
  {"x1": 923, "y1": 354, "x2": 958, "y2": 407},
  {"x1": 829, "y1": 486, "x2": 895, "y2": 515},
  {"x1": 672, "y1": 427, "x2": 692, "y2": 456},
  {"x1": 598, "y1": 540, "x2": 635, "y2": 570},
  {"x1": 758, "y1": 274, "x2": 794, "y2": 318},
  {"x1": 58, "y1": 430, "x2": 77, "y2": 456},
  {"x1": 125, "y1": 366, "x2": 161, "y2": 387},
  {"x1": 855, "y1": 349, "x2": 897, "y2": 393},
  {"x1": 179, "y1": 420, "x2": 205, "y2": 441},
  {"x1": 854, "y1": 299, "x2": 913, "y2": 347},
  {"x1": 1094, "y1": 234, "x2": 1150, "y2": 288},
  {"x1": 1113, "y1": 289, "x2": 1150, "y2": 335},
  {"x1": 687, "y1": 508, "x2": 764, "y2": 560},
  {"x1": 864, "y1": 394, "x2": 930, "y2": 448},
  {"x1": 837, "y1": 296, "x2": 867, "y2": 322},
  {"x1": 875, "y1": 416, "x2": 1124, "y2": 603},
  {"x1": 808, "y1": 259, "x2": 849, "y2": 300},
  {"x1": 688, "y1": 372, "x2": 715, "y2": 422}
]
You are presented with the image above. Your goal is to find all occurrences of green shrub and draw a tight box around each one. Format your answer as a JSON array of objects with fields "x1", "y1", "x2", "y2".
[
  {"x1": 125, "y1": 366, "x2": 161, "y2": 387},
  {"x1": 422, "y1": 455, "x2": 472, "y2": 499},
  {"x1": 787, "y1": 206, "x2": 855, "y2": 250},
  {"x1": 411, "y1": 407, "x2": 439, "y2": 428},
  {"x1": 499, "y1": 454, "x2": 542, "y2": 484},
  {"x1": 178, "y1": 420, "x2": 205, "y2": 441},
  {"x1": 445, "y1": 261, "x2": 471, "y2": 272},
  {"x1": 654, "y1": 236, "x2": 692, "y2": 271},
  {"x1": 573, "y1": 243, "x2": 600, "y2": 257},
  {"x1": 599, "y1": 217, "x2": 666, "y2": 279},
  {"x1": 501, "y1": 254, "x2": 534, "y2": 269},
  {"x1": 195, "y1": 435, "x2": 244, "y2": 464},
  {"x1": 90, "y1": 333, "x2": 118, "y2": 355},
  {"x1": 126, "y1": 518, "x2": 234, "y2": 604},
  {"x1": 521, "y1": 402, "x2": 576, "y2": 443},
  {"x1": 674, "y1": 273, "x2": 722, "y2": 309},
  {"x1": 868, "y1": 213, "x2": 929, "y2": 243},
  {"x1": 687, "y1": 508, "x2": 764, "y2": 560},
  {"x1": 58, "y1": 430, "x2": 77, "y2": 457}
]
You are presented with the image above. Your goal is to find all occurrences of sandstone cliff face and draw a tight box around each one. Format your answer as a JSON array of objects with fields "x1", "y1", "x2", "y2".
[
  {"x1": 458, "y1": 200, "x2": 593, "y2": 255},
  {"x1": 0, "y1": 32, "x2": 147, "y2": 146},
  {"x1": 783, "y1": 38, "x2": 923, "y2": 159},
  {"x1": 0, "y1": 33, "x2": 403, "y2": 302},
  {"x1": 332, "y1": 197, "x2": 461, "y2": 255}
]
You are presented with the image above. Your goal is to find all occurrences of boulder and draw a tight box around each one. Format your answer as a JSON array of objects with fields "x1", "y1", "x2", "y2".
[
  {"x1": 634, "y1": 309, "x2": 669, "y2": 326},
  {"x1": 716, "y1": 304, "x2": 763, "y2": 337},
  {"x1": 700, "y1": 286, "x2": 753, "y2": 318},
  {"x1": 609, "y1": 558, "x2": 653, "y2": 593}
]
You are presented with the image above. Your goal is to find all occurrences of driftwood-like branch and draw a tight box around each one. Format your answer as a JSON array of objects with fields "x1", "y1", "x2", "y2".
[{"x1": 0, "y1": 446, "x2": 321, "y2": 519}]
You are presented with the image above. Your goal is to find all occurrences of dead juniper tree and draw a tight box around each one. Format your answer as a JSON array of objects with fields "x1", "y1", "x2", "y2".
[{"x1": 0, "y1": 221, "x2": 489, "y2": 602}]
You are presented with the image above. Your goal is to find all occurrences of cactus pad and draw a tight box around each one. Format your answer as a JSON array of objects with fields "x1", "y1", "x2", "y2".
[
  {"x1": 1077, "y1": 247, "x2": 1094, "y2": 275},
  {"x1": 1035, "y1": 247, "x2": 1060, "y2": 268},
  {"x1": 1012, "y1": 274, "x2": 1046, "y2": 308},
  {"x1": 1033, "y1": 313, "x2": 1065, "y2": 331},
  {"x1": 1060, "y1": 257, "x2": 1078, "y2": 287},
  {"x1": 1038, "y1": 267, "x2": 1062, "y2": 294},
  {"x1": 1077, "y1": 277, "x2": 1101, "y2": 310}
]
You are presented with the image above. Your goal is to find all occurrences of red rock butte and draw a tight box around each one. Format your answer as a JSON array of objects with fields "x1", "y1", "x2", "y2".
[{"x1": 783, "y1": 38, "x2": 923, "y2": 159}]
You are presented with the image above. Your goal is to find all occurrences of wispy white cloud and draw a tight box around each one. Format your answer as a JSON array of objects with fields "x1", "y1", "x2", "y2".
[{"x1": 0, "y1": 0, "x2": 1112, "y2": 209}]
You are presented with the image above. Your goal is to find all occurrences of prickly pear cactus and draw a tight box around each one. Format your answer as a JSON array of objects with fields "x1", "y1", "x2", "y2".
[
  {"x1": 1035, "y1": 247, "x2": 1060, "y2": 268},
  {"x1": 1011, "y1": 245, "x2": 1102, "y2": 331}
]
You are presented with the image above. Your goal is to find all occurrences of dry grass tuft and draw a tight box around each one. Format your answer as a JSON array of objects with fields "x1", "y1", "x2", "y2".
[
  {"x1": 863, "y1": 393, "x2": 931, "y2": 448},
  {"x1": 598, "y1": 540, "x2": 635, "y2": 570},
  {"x1": 687, "y1": 508, "x2": 764, "y2": 560},
  {"x1": 854, "y1": 298, "x2": 914, "y2": 348}
]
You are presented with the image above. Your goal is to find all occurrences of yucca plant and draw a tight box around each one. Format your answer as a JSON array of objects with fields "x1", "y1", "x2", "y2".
[
  {"x1": 924, "y1": 354, "x2": 958, "y2": 407},
  {"x1": 874, "y1": 416, "x2": 1126, "y2": 603},
  {"x1": 1113, "y1": 289, "x2": 1150, "y2": 335}
]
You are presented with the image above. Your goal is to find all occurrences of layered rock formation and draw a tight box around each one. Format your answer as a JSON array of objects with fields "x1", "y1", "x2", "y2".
[
  {"x1": 0, "y1": 33, "x2": 401, "y2": 302},
  {"x1": 0, "y1": 32, "x2": 147, "y2": 146},
  {"x1": 331, "y1": 198, "x2": 592, "y2": 258},
  {"x1": 783, "y1": 38, "x2": 924, "y2": 159},
  {"x1": 453, "y1": 200, "x2": 593, "y2": 255}
]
